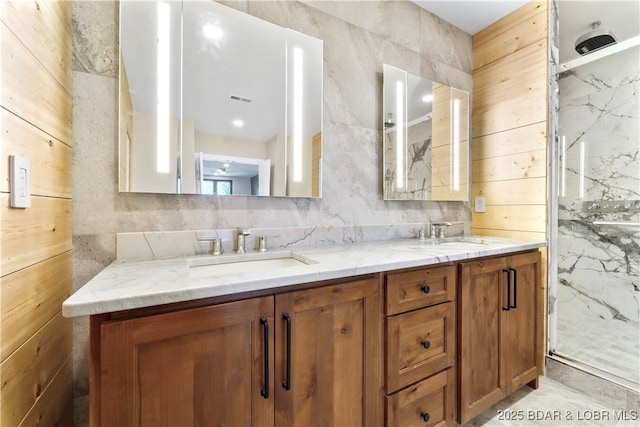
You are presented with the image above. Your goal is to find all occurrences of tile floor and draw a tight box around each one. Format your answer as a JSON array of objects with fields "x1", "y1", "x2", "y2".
[
  {"x1": 555, "y1": 291, "x2": 640, "y2": 386},
  {"x1": 464, "y1": 376, "x2": 639, "y2": 427}
]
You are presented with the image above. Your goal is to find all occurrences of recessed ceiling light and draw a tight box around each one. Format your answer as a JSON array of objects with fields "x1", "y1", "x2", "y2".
[
  {"x1": 232, "y1": 119, "x2": 244, "y2": 127},
  {"x1": 422, "y1": 94, "x2": 434, "y2": 103},
  {"x1": 203, "y1": 23, "x2": 223, "y2": 41},
  {"x1": 223, "y1": 163, "x2": 230, "y2": 168}
]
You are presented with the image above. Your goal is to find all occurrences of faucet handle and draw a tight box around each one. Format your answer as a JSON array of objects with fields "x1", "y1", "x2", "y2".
[
  {"x1": 198, "y1": 236, "x2": 223, "y2": 255},
  {"x1": 238, "y1": 228, "x2": 251, "y2": 236},
  {"x1": 258, "y1": 236, "x2": 268, "y2": 252},
  {"x1": 430, "y1": 222, "x2": 451, "y2": 239}
]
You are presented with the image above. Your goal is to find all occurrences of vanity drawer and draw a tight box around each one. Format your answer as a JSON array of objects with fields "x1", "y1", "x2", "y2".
[
  {"x1": 386, "y1": 368, "x2": 455, "y2": 427},
  {"x1": 386, "y1": 302, "x2": 455, "y2": 393},
  {"x1": 385, "y1": 265, "x2": 456, "y2": 315}
]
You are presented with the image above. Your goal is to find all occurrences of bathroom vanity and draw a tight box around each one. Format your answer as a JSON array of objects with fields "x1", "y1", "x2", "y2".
[{"x1": 64, "y1": 236, "x2": 545, "y2": 427}]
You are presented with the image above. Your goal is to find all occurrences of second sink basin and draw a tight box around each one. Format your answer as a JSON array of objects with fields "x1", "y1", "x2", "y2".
[{"x1": 187, "y1": 251, "x2": 317, "y2": 278}]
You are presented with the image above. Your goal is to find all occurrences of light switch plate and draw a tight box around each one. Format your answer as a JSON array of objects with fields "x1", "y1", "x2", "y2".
[
  {"x1": 10, "y1": 155, "x2": 31, "y2": 208},
  {"x1": 475, "y1": 196, "x2": 486, "y2": 213}
]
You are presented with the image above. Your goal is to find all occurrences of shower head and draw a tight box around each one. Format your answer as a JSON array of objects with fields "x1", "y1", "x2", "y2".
[{"x1": 575, "y1": 21, "x2": 617, "y2": 55}]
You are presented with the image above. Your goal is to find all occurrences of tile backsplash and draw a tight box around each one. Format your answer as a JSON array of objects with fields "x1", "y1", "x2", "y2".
[{"x1": 116, "y1": 222, "x2": 467, "y2": 260}]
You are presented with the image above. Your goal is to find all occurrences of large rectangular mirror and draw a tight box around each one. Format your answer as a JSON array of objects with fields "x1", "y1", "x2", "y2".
[
  {"x1": 119, "y1": 1, "x2": 323, "y2": 197},
  {"x1": 383, "y1": 64, "x2": 469, "y2": 201}
]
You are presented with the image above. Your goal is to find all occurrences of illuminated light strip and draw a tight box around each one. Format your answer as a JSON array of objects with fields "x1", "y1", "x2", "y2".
[
  {"x1": 293, "y1": 47, "x2": 303, "y2": 182},
  {"x1": 579, "y1": 140, "x2": 585, "y2": 198},
  {"x1": 396, "y1": 80, "x2": 404, "y2": 189},
  {"x1": 452, "y1": 98, "x2": 460, "y2": 192},
  {"x1": 560, "y1": 136, "x2": 566, "y2": 197},
  {"x1": 156, "y1": 2, "x2": 170, "y2": 174}
]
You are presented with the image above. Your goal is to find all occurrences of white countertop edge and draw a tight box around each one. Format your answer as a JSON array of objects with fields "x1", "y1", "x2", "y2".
[{"x1": 63, "y1": 237, "x2": 547, "y2": 318}]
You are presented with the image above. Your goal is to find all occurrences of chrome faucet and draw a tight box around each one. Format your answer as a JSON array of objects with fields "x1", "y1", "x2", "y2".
[
  {"x1": 430, "y1": 222, "x2": 451, "y2": 239},
  {"x1": 236, "y1": 228, "x2": 251, "y2": 254}
]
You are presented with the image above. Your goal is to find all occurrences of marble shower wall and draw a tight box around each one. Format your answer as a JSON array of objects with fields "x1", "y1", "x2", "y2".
[
  {"x1": 71, "y1": 0, "x2": 473, "y2": 414},
  {"x1": 556, "y1": 45, "x2": 639, "y2": 347}
]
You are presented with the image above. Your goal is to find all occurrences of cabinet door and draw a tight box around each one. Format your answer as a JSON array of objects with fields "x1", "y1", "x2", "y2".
[
  {"x1": 458, "y1": 256, "x2": 508, "y2": 424},
  {"x1": 505, "y1": 251, "x2": 542, "y2": 391},
  {"x1": 96, "y1": 297, "x2": 274, "y2": 427},
  {"x1": 274, "y1": 277, "x2": 382, "y2": 427}
]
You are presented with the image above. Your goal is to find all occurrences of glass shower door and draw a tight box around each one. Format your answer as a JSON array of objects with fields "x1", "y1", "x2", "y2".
[{"x1": 551, "y1": 45, "x2": 640, "y2": 387}]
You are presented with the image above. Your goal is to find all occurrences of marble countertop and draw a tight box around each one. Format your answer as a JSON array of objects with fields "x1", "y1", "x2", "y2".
[{"x1": 62, "y1": 236, "x2": 546, "y2": 317}]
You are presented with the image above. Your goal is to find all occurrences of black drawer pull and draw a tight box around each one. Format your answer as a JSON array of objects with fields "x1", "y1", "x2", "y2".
[
  {"x1": 421, "y1": 285, "x2": 431, "y2": 294},
  {"x1": 421, "y1": 340, "x2": 431, "y2": 349},
  {"x1": 421, "y1": 412, "x2": 430, "y2": 422},
  {"x1": 282, "y1": 313, "x2": 292, "y2": 391},
  {"x1": 509, "y1": 267, "x2": 517, "y2": 309},
  {"x1": 260, "y1": 317, "x2": 269, "y2": 399}
]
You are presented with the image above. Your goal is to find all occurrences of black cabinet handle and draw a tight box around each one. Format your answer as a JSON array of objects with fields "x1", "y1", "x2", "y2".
[
  {"x1": 260, "y1": 317, "x2": 269, "y2": 399},
  {"x1": 421, "y1": 284, "x2": 431, "y2": 294},
  {"x1": 509, "y1": 267, "x2": 517, "y2": 309},
  {"x1": 282, "y1": 313, "x2": 291, "y2": 391},
  {"x1": 421, "y1": 340, "x2": 431, "y2": 349},
  {"x1": 421, "y1": 412, "x2": 430, "y2": 422},
  {"x1": 502, "y1": 269, "x2": 511, "y2": 311}
]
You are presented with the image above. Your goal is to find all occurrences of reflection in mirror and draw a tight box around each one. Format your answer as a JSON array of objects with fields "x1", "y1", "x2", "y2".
[
  {"x1": 382, "y1": 64, "x2": 469, "y2": 201},
  {"x1": 119, "y1": 1, "x2": 323, "y2": 197}
]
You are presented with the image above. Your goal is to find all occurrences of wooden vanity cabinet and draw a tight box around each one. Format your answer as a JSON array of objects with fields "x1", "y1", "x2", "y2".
[
  {"x1": 93, "y1": 296, "x2": 275, "y2": 427},
  {"x1": 91, "y1": 276, "x2": 382, "y2": 427},
  {"x1": 384, "y1": 265, "x2": 457, "y2": 427},
  {"x1": 274, "y1": 276, "x2": 382, "y2": 426},
  {"x1": 457, "y1": 250, "x2": 543, "y2": 424}
]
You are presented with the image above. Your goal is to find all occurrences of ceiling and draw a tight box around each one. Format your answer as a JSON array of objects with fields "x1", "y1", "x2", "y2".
[
  {"x1": 412, "y1": 0, "x2": 529, "y2": 35},
  {"x1": 413, "y1": 0, "x2": 640, "y2": 63}
]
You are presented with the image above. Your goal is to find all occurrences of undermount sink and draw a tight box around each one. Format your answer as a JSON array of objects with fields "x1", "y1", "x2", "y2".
[
  {"x1": 187, "y1": 251, "x2": 317, "y2": 278},
  {"x1": 436, "y1": 237, "x2": 489, "y2": 245},
  {"x1": 414, "y1": 237, "x2": 490, "y2": 247}
]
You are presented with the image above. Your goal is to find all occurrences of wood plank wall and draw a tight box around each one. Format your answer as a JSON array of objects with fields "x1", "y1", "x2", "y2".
[
  {"x1": 471, "y1": 0, "x2": 548, "y2": 242},
  {"x1": 0, "y1": 1, "x2": 74, "y2": 425}
]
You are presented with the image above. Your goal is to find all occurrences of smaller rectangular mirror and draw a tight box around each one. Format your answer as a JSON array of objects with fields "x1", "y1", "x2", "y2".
[{"x1": 383, "y1": 64, "x2": 469, "y2": 201}]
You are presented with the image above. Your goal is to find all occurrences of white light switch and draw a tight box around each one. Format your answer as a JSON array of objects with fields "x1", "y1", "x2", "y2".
[
  {"x1": 10, "y1": 155, "x2": 31, "y2": 208},
  {"x1": 475, "y1": 196, "x2": 486, "y2": 213}
]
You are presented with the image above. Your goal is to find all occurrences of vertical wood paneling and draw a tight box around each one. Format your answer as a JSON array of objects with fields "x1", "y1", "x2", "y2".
[
  {"x1": 0, "y1": 20, "x2": 72, "y2": 143},
  {"x1": 1, "y1": 252, "x2": 72, "y2": 361},
  {"x1": 1, "y1": 195, "x2": 72, "y2": 276},
  {"x1": 471, "y1": 0, "x2": 548, "y2": 245},
  {"x1": 432, "y1": 82, "x2": 451, "y2": 200},
  {"x1": 18, "y1": 356, "x2": 74, "y2": 427},
  {"x1": 1, "y1": 108, "x2": 72, "y2": 197},
  {"x1": 0, "y1": 1, "x2": 72, "y2": 93},
  {"x1": 473, "y1": 1, "x2": 547, "y2": 70},
  {"x1": 0, "y1": 1, "x2": 73, "y2": 424},
  {"x1": 473, "y1": 122, "x2": 546, "y2": 160},
  {"x1": 0, "y1": 312, "x2": 72, "y2": 427}
]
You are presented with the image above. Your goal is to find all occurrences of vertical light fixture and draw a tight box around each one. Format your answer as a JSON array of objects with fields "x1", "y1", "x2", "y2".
[
  {"x1": 579, "y1": 140, "x2": 586, "y2": 198},
  {"x1": 560, "y1": 135, "x2": 566, "y2": 197},
  {"x1": 452, "y1": 97, "x2": 460, "y2": 192},
  {"x1": 293, "y1": 47, "x2": 304, "y2": 182},
  {"x1": 396, "y1": 80, "x2": 404, "y2": 189},
  {"x1": 156, "y1": 2, "x2": 171, "y2": 173}
]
